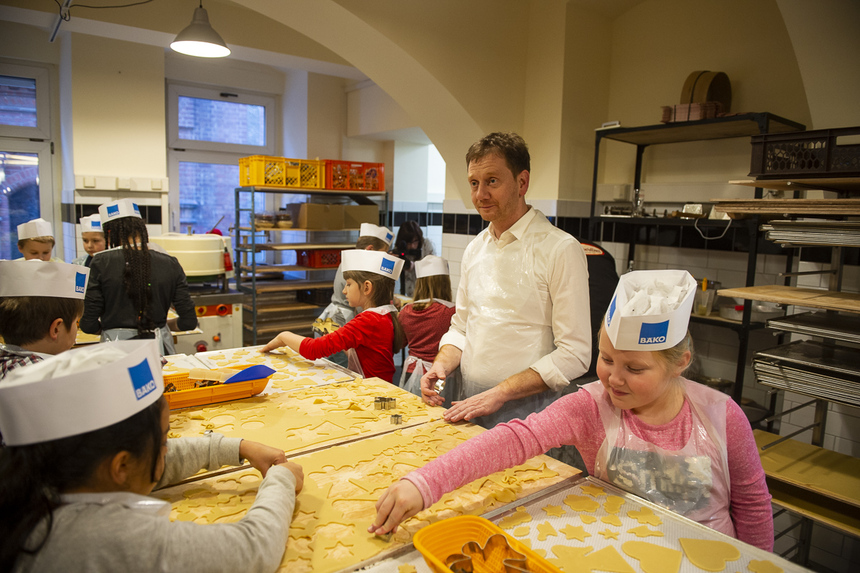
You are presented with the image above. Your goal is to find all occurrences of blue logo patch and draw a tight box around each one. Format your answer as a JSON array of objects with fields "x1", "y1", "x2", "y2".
[
  {"x1": 92, "y1": 220, "x2": 101, "y2": 230},
  {"x1": 385, "y1": 232, "x2": 393, "y2": 242},
  {"x1": 129, "y1": 358, "x2": 157, "y2": 400},
  {"x1": 639, "y1": 320, "x2": 670, "y2": 345},
  {"x1": 132, "y1": 203, "x2": 140, "y2": 215},
  {"x1": 107, "y1": 204, "x2": 120, "y2": 218},
  {"x1": 606, "y1": 295, "x2": 617, "y2": 327},
  {"x1": 380, "y1": 258, "x2": 395, "y2": 274},
  {"x1": 75, "y1": 271, "x2": 86, "y2": 294}
]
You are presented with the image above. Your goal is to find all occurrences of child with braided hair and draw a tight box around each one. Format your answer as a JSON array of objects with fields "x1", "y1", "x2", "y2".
[{"x1": 80, "y1": 199, "x2": 197, "y2": 355}]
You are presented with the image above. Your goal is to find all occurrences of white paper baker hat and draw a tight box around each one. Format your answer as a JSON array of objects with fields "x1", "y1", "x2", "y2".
[
  {"x1": 359, "y1": 223, "x2": 394, "y2": 247},
  {"x1": 414, "y1": 255, "x2": 449, "y2": 278},
  {"x1": 80, "y1": 214, "x2": 103, "y2": 233},
  {"x1": 99, "y1": 198, "x2": 142, "y2": 224},
  {"x1": 341, "y1": 249, "x2": 404, "y2": 280},
  {"x1": 17, "y1": 218, "x2": 53, "y2": 240},
  {"x1": 0, "y1": 340, "x2": 163, "y2": 446},
  {"x1": 0, "y1": 259, "x2": 89, "y2": 299},
  {"x1": 604, "y1": 269, "x2": 696, "y2": 351}
]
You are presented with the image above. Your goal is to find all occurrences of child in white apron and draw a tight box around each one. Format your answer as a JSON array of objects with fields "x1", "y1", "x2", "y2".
[
  {"x1": 262, "y1": 250, "x2": 406, "y2": 383},
  {"x1": 368, "y1": 270, "x2": 773, "y2": 551}
]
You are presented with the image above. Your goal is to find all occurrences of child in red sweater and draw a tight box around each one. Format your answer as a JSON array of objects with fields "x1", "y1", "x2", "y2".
[
  {"x1": 261, "y1": 250, "x2": 406, "y2": 382},
  {"x1": 397, "y1": 255, "x2": 455, "y2": 394}
]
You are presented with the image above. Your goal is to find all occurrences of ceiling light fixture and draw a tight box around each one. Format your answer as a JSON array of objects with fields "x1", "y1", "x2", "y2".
[{"x1": 170, "y1": 1, "x2": 230, "y2": 58}]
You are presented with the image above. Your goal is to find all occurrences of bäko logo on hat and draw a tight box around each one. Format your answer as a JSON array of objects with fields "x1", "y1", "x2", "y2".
[
  {"x1": 380, "y1": 258, "x2": 395, "y2": 275},
  {"x1": 129, "y1": 358, "x2": 158, "y2": 400},
  {"x1": 75, "y1": 271, "x2": 87, "y2": 294}
]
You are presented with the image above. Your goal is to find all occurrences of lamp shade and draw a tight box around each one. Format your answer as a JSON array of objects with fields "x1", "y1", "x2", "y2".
[{"x1": 170, "y1": 6, "x2": 230, "y2": 58}]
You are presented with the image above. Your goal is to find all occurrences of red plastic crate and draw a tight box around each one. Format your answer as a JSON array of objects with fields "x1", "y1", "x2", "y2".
[
  {"x1": 297, "y1": 249, "x2": 342, "y2": 268},
  {"x1": 325, "y1": 160, "x2": 385, "y2": 191}
]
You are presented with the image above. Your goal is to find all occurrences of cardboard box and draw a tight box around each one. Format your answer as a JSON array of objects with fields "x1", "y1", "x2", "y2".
[
  {"x1": 604, "y1": 270, "x2": 696, "y2": 351},
  {"x1": 287, "y1": 203, "x2": 344, "y2": 230},
  {"x1": 343, "y1": 205, "x2": 379, "y2": 229}
]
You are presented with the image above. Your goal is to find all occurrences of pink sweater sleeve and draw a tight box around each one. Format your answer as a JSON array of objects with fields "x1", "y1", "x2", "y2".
[
  {"x1": 724, "y1": 400, "x2": 774, "y2": 551},
  {"x1": 404, "y1": 390, "x2": 602, "y2": 508}
]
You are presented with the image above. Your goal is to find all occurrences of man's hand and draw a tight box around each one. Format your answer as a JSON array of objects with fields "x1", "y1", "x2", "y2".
[
  {"x1": 443, "y1": 386, "x2": 506, "y2": 422},
  {"x1": 419, "y1": 363, "x2": 447, "y2": 407},
  {"x1": 367, "y1": 480, "x2": 424, "y2": 535},
  {"x1": 239, "y1": 440, "x2": 287, "y2": 477}
]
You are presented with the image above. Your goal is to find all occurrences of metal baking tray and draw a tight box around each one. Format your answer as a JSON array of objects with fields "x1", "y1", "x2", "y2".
[
  {"x1": 755, "y1": 341, "x2": 860, "y2": 378},
  {"x1": 766, "y1": 311, "x2": 860, "y2": 344}
]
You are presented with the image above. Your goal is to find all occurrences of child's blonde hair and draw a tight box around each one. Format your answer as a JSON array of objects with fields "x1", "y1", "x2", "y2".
[
  {"x1": 598, "y1": 322, "x2": 694, "y2": 377},
  {"x1": 17, "y1": 236, "x2": 55, "y2": 249},
  {"x1": 412, "y1": 274, "x2": 453, "y2": 311},
  {"x1": 343, "y1": 270, "x2": 406, "y2": 353},
  {"x1": 355, "y1": 236, "x2": 389, "y2": 251}
]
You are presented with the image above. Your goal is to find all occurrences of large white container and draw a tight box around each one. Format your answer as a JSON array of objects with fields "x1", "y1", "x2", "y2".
[{"x1": 149, "y1": 233, "x2": 225, "y2": 276}]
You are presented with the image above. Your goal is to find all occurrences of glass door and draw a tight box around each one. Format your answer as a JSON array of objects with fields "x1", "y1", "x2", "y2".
[{"x1": 0, "y1": 142, "x2": 53, "y2": 260}]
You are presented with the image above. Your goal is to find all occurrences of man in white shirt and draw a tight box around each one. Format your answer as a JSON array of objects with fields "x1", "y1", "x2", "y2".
[{"x1": 420, "y1": 132, "x2": 592, "y2": 428}]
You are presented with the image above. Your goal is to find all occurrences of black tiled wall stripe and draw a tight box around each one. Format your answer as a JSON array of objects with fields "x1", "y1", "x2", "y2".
[{"x1": 61, "y1": 203, "x2": 163, "y2": 225}]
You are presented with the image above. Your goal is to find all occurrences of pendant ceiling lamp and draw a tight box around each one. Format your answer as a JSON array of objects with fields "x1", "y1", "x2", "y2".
[{"x1": 170, "y1": 1, "x2": 230, "y2": 58}]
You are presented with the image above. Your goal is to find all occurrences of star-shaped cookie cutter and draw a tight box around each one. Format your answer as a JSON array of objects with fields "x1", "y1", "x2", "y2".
[{"x1": 445, "y1": 533, "x2": 533, "y2": 573}]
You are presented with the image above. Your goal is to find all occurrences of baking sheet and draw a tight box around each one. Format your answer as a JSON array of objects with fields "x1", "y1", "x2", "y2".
[
  {"x1": 766, "y1": 311, "x2": 860, "y2": 344},
  {"x1": 360, "y1": 477, "x2": 810, "y2": 573}
]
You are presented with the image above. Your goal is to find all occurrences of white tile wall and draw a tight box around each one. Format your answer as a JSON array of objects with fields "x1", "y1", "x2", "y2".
[{"x1": 442, "y1": 222, "x2": 860, "y2": 569}]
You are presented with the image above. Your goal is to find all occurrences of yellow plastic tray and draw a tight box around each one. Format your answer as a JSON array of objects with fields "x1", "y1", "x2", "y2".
[
  {"x1": 162, "y1": 368, "x2": 272, "y2": 410},
  {"x1": 413, "y1": 515, "x2": 561, "y2": 573}
]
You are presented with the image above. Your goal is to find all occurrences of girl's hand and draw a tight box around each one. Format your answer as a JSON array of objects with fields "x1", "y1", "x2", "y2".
[
  {"x1": 260, "y1": 332, "x2": 290, "y2": 352},
  {"x1": 239, "y1": 440, "x2": 287, "y2": 477},
  {"x1": 368, "y1": 480, "x2": 424, "y2": 535},
  {"x1": 276, "y1": 460, "x2": 304, "y2": 493}
]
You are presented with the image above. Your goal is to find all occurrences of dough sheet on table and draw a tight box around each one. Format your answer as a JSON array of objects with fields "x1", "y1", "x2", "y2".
[
  {"x1": 156, "y1": 420, "x2": 575, "y2": 573},
  {"x1": 168, "y1": 377, "x2": 447, "y2": 455}
]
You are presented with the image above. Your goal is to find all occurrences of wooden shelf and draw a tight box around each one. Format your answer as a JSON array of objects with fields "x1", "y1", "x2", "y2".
[
  {"x1": 712, "y1": 198, "x2": 860, "y2": 217},
  {"x1": 244, "y1": 302, "x2": 321, "y2": 315},
  {"x1": 718, "y1": 285, "x2": 860, "y2": 314},
  {"x1": 239, "y1": 264, "x2": 336, "y2": 274},
  {"x1": 730, "y1": 178, "x2": 860, "y2": 194},
  {"x1": 240, "y1": 242, "x2": 354, "y2": 252},
  {"x1": 243, "y1": 318, "x2": 314, "y2": 336},
  {"x1": 755, "y1": 430, "x2": 860, "y2": 511},
  {"x1": 238, "y1": 226, "x2": 362, "y2": 233},
  {"x1": 767, "y1": 478, "x2": 860, "y2": 538}
]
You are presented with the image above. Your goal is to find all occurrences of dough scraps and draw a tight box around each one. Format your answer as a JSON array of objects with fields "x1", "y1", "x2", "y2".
[
  {"x1": 622, "y1": 541, "x2": 682, "y2": 573},
  {"x1": 537, "y1": 521, "x2": 558, "y2": 541},
  {"x1": 627, "y1": 525, "x2": 664, "y2": 538},
  {"x1": 563, "y1": 494, "x2": 600, "y2": 513},
  {"x1": 549, "y1": 545, "x2": 635, "y2": 573},
  {"x1": 748, "y1": 560, "x2": 783, "y2": 573},
  {"x1": 678, "y1": 538, "x2": 741, "y2": 572},
  {"x1": 627, "y1": 506, "x2": 662, "y2": 526},
  {"x1": 559, "y1": 524, "x2": 591, "y2": 542},
  {"x1": 542, "y1": 504, "x2": 566, "y2": 517},
  {"x1": 397, "y1": 565, "x2": 417, "y2": 573}
]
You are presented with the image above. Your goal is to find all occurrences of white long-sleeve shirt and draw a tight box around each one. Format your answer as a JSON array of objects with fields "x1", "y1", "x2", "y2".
[{"x1": 439, "y1": 208, "x2": 591, "y2": 424}]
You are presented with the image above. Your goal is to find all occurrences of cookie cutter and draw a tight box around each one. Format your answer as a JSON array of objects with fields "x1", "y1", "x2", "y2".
[
  {"x1": 434, "y1": 378, "x2": 446, "y2": 394},
  {"x1": 445, "y1": 533, "x2": 533, "y2": 573},
  {"x1": 374, "y1": 397, "x2": 397, "y2": 410},
  {"x1": 390, "y1": 414, "x2": 403, "y2": 425}
]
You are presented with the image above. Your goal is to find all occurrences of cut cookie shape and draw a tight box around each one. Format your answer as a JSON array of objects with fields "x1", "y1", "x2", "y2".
[
  {"x1": 598, "y1": 529, "x2": 620, "y2": 540},
  {"x1": 601, "y1": 514, "x2": 622, "y2": 527},
  {"x1": 748, "y1": 559, "x2": 783, "y2": 573},
  {"x1": 580, "y1": 484, "x2": 606, "y2": 498},
  {"x1": 445, "y1": 533, "x2": 529, "y2": 573},
  {"x1": 498, "y1": 506, "x2": 532, "y2": 530},
  {"x1": 622, "y1": 541, "x2": 682, "y2": 573},
  {"x1": 603, "y1": 495, "x2": 625, "y2": 514},
  {"x1": 564, "y1": 494, "x2": 600, "y2": 513},
  {"x1": 627, "y1": 506, "x2": 662, "y2": 526},
  {"x1": 537, "y1": 521, "x2": 558, "y2": 541},
  {"x1": 560, "y1": 524, "x2": 591, "y2": 542},
  {"x1": 627, "y1": 525, "x2": 664, "y2": 538},
  {"x1": 580, "y1": 514, "x2": 598, "y2": 524},
  {"x1": 678, "y1": 538, "x2": 741, "y2": 572},
  {"x1": 550, "y1": 545, "x2": 635, "y2": 573},
  {"x1": 512, "y1": 526, "x2": 530, "y2": 537},
  {"x1": 542, "y1": 504, "x2": 566, "y2": 517}
]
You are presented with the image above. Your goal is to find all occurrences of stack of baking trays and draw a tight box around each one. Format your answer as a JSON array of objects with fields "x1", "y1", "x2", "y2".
[
  {"x1": 760, "y1": 220, "x2": 860, "y2": 247},
  {"x1": 754, "y1": 338, "x2": 860, "y2": 408}
]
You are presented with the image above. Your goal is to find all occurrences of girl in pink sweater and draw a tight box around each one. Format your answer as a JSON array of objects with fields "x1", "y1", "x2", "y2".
[{"x1": 370, "y1": 272, "x2": 773, "y2": 551}]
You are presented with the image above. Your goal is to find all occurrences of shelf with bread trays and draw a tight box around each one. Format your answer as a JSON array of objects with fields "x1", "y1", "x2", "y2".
[
  {"x1": 717, "y1": 194, "x2": 860, "y2": 563},
  {"x1": 234, "y1": 185, "x2": 388, "y2": 345}
]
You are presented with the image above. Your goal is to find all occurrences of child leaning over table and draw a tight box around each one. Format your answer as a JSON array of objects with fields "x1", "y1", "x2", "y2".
[
  {"x1": 0, "y1": 340, "x2": 304, "y2": 573},
  {"x1": 397, "y1": 255, "x2": 456, "y2": 394},
  {"x1": 0, "y1": 260, "x2": 89, "y2": 379},
  {"x1": 370, "y1": 270, "x2": 774, "y2": 551},
  {"x1": 71, "y1": 214, "x2": 106, "y2": 268},
  {"x1": 262, "y1": 249, "x2": 406, "y2": 383},
  {"x1": 16, "y1": 218, "x2": 61, "y2": 262}
]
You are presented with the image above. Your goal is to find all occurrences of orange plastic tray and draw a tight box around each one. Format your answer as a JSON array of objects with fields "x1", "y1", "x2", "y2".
[
  {"x1": 162, "y1": 369, "x2": 272, "y2": 410},
  {"x1": 413, "y1": 515, "x2": 561, "y2": 573}
]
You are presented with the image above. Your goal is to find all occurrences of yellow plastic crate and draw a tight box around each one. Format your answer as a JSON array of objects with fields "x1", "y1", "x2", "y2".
[
  {"x1": 162, "y1": 368, "x2": 272, "y2": 410},
  {"x1": 413, "y1": 515, "x2": 561, "y2": 573},
  {"x1": 239, "y1": 155, "x2": 325, "y2": 189}
]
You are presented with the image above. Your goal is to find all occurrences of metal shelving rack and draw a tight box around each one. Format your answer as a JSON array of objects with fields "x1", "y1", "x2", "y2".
[
  {"x1": 234, "y1": 185, "x2": 389, "y2": 345},
  {"x1": 589, "y1": 112, "x2": 806, "y2": 402}
]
